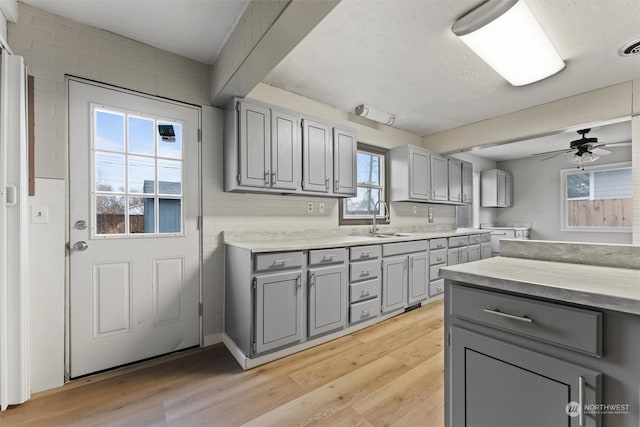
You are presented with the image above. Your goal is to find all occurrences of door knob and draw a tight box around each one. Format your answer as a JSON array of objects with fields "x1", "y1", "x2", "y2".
[
  {"x1": 74, "y1": 220, "x2": 87, "y2": 230},
  {"x1": 73, "y1": 241, "x2": 88, "y2": 251}
]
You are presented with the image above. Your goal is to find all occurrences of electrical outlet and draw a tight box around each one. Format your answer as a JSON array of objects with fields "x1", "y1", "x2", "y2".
[
  {"x1": 318, "y1": 202, "x2": 325, "y2": 214},
  {"x1": 412, "y1": 205, "x2": 417, "y2": 214},
  {"x1": 307, "y1": 202, "x2": 314, "y2": 213},
  {"x1": 428, "y1": 206, "x2": 434, "y2": 223}
]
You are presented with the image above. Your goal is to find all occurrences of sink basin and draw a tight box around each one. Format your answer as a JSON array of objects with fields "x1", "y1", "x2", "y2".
[{"x1": 371, "y1": 232, "x2": 419, "y2": 238}]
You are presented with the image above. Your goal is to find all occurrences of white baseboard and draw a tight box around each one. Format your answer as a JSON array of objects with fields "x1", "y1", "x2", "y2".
[{"x1": 203, "y1": 333, "x2": 222, "y2": 347}]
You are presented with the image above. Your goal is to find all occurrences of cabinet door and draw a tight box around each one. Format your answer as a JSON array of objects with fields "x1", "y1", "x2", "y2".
[
  {"x1": 451, "y1": 327, "x2": 601, "y2": 427},
  {"x1": 468, "y1": 245, "x2": 481, "y2": 262},
  {"x1": 462, "y1": 162, "x2": 473, "y2": 204},
  {"x1": 458, "y1": 246, "x2": 468, "y2": 264},
  {"x1": 409, "y1": 147, "x2": 431, "y2": 200},
  {"x1": 408, "y1": 252, "x2": 428, "y2": 305},
  {"x1": 497, "y1": 170, "x2": 507, "y2": 206},
  {"x1": 255, "y1": 271, "x2": 303, "y2": 354},
  {"x1": 431, "y1": 154, "x2": 449, "y2": 201},
  {"x1": 505, "y1": 173, "x2": 513, "y2": 207},
  {"x1": 302, "y1": 119, "x2": 332, "y2": 193},
  {"x1": 238, "y1": 101, "x2": 270, "y2": 188},
  {"x1": 270, "y1": 109, "x2": 300, "y2": 191},
  {"x1": 447, "y1": 248, "x2": 459, "y2": 266},
  {"x1": 481, "y1": 242, "x2": 491, "y2": 259},
  {"x1": 382, "y1": 256, "x2": 407, "y2": 313},
  {"x1": 448, "y1": 159, "x2": 462, "y2": 203},
  {"x1": 333, "y1": 127, "x2": 357, "y2": 195},
  {"x1": 308, "y1": 265, "x2": 347, "y2": 337}
]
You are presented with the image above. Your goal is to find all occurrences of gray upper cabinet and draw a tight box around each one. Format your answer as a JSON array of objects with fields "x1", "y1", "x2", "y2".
[
  {"x1": 302, "y1": 118, "x2": 332, "y2": 193},
  {"x1": 462, "y1": 161, "x2": 473, "y2": 204},
  {"x1": 430, "y1": 154, "x2": 449, "y2": 201},
  {"x1": 271, "y1": 109, "x2": 300, "y2": 191},
  {"x1": 409, "y1": 147, "x2": 431, "y2": 200},
  {"x1": 408, "y1": 252, "x2": 429, "y2": 305},
  {"x1": 481, "y1": 169, "x2": 513, "y2": 207},
  {"x1": 224, "y1": 97, "x2": 356, "y2": 198},
  {"x1": 332, "y1": 127, "x2": 357, "y2": 195},
  {"x1": 448, "y1": 158, "x2": 462, "y2": 203},
  {"x1": 238, "y1": 101, "x2": 271, "y2": 188},
  {"x1": 255, "y1": 271, "x2": 303, "y2": 354},
  {"x1": 382, "y1": 256, "x2": 407, "y2": 313},
  {"x1": 308, "y1": 264, "x2": 348, "y2": 337}
]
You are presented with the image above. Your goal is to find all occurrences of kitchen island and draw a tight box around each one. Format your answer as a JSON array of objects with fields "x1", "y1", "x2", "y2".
[{"x1": 441, "y1": 239, "x2": 640, "y2": 427}]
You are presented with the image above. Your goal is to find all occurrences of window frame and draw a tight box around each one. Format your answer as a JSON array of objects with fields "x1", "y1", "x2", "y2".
[
  {"x1": 339, "y1": 143, "x2": 390, "y2": 226},
  {"x1": 560, "y1": 161, "x2": 632, "y2": 233}
]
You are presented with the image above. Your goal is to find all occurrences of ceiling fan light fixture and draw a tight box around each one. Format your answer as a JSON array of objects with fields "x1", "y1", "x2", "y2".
[
  {"x1": 570, "y1": 151, "x2": 599, "y2": 165},
  {"x1": 451, "y1": 0, "x2": 565, "y2": 86}
]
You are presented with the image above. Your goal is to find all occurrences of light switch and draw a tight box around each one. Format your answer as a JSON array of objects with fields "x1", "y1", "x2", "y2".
[{"x1": 31, "y1": 206, "x2": 49, "y2": 224}]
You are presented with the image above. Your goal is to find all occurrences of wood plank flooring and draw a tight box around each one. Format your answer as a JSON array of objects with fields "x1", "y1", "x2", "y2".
[{"x1": 1, "y1": 300, "x2": 444, "y2": 426}]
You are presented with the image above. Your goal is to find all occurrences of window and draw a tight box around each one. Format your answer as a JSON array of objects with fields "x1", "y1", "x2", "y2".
[
  {"x1": 340, "y1": 144, "x2": 388, "y2": 225},
  {"x1": 561, "y1": 162, "x2": 632, "y2": 232},
  {"x1": 93, "y1": 106, "x2": 184, "y2": 236}
]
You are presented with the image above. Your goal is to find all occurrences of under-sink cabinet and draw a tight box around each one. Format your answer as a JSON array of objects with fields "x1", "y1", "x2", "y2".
[
  {"x1": 382, "y1": 241, "x2": 429, "y2": 312},
  {"x1": 307, "y1": 249, "x2": 348, "y2": 337}
]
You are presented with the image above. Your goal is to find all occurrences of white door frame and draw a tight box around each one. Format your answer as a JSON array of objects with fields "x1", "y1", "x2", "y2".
[{"x1": 64, "y1": 76, "x2": 203, "y2": 380}]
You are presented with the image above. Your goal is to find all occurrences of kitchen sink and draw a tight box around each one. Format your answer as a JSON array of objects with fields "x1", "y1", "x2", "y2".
[{"x1": 371, "y1": 232, "x2": 419, "y2": 238}]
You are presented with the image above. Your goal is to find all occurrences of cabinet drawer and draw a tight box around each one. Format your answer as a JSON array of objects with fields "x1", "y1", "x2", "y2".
[
  {"x1": 429, "y1": 279, "x2": 444, "y2": 297},
  {"x1": 382, "y1": 240, "x2": 428, "y2": 257},
  {"x1": 430, "y1": 264, "x2": 442, "y2": 280},
  {"x1": 481, "y1": 233, "x2": 491, "y2": 243},
  {"x1": 350, "y1": 259, "x2": 380, "y2": 282},
  {"x1": 350, "y1": 245, "x2": 381, "y2": 261},
  {"x1": 451, "y1": 285, "x2": 602, "y2": 356},
  {"x1": 309, "y1": 248, "x2": 347, "y2": 266},
  {"x1": 350, "y1": 278, "x2": 381, "y2": 303},
  {"x1": 430, "y1": 249, "x2": 447, "y2": 265},
  {"x1": 448, "y1": 236, "x2": 468, "y2": 248},
  {"x1": 468, "y1": 234, "x2": 483, "y2": 245},
  {"x1": 255, "y1": 252, "x2": 303, "y2": 272},
  {"x1": 350, "y1": 298, "x2": 380, "y2": 324},
  {"x1": 429, "y1": 238, "x2": 447, "y2": 250}
]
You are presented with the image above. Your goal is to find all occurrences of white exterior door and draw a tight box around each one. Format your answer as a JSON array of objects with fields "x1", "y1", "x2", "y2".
[{"x1": 68, "y1": 79, "x2": 201, "y2": 378}]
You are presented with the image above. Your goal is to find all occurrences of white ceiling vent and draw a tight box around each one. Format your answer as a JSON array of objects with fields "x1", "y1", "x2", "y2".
[{"x1": 618, "y1": 39, "x2": 640, "y2": 56}]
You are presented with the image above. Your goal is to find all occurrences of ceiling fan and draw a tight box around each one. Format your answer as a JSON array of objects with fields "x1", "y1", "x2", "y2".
[{"x1": 532, "y1": 128, "x2": 629, "y2": 165}]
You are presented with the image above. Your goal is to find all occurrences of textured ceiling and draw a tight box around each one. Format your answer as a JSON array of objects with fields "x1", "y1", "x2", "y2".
[
  {"x1": 20, "y1": 0, "x2": 250, "y2": 64},
  {"x1": 264, "y1": 0, "x2": 640, "y2": 137}
]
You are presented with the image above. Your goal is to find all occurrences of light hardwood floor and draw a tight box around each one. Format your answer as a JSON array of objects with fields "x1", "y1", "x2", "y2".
[{"x1": 1, "y1": 300, "x2": 445, "y2": 426}]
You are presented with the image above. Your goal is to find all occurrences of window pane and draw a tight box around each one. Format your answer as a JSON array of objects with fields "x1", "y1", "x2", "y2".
[
  {"x1": 95, "y1": 110, "x2": 125, "y2": 152},
  {"x1": 346, "y1": 187, "x2": 381, "y2": 216},
  {"x1": 128, "y1": 116, "x2": 155, "y2": 155},
  {"x1": 357, "y1": 152, "x2": 380, "y2": 185},
  {"x1": 129, "y1": 197, "x2": 154, "y2": 234},
  {"x1": 96, "y1": 195, "x2": 125, "y2": 235},
  {"x1": 567, "y1": 173, "x2": 589, "y2": 199},
  {"x1": 158, "y1": 159, "x2": 182, "y2": 195},
  {"x1": 158, "y1": 199, "x2": 181, "y2": 233},
  {"x1": 593, "y1": 169, "x2": 632, "y2": 199},
  {"x1": 95, "y1": 152, "x2": 125, "y2": 192},
  {"x1": 158, "y1": 121, "x2": 182, "y2": 159},
  {"x1": 128, "y1": 156, "x2": 155, "y2": 194}
]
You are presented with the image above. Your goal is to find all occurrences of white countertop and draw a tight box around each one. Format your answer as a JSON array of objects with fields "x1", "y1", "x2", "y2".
[
  {"x1": 225, "y1": 229, "x2": 490, "y2": 253},
  {"x1": 441, "y1": 256, "x2": 640, "y2": 315}
]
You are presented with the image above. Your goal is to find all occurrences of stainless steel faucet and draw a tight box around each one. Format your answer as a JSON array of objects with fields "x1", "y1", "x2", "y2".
[{"x1": 370, "y1": 200, "x2": 389, "y2": 234}]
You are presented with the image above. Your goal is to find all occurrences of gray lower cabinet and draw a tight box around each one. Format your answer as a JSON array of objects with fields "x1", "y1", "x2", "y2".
[
  {"x1": 480, "y1": 242, "x2": 491, "y2": 259},
  {"x1": 255, "y1": 271, "x2": 304, "y2": 354},
  {"x1": 382, "y1": 256, "x2": 407, "y2": 313},
  {"x1": 408, "y1": 252, "x2": 429, "y2": 305},
  {"x1": 308, "y1": 264, "x2": 347, "y2": 337},
  {"x1": 468, "y1": 244, "x2": 480, "y2": 262},
  {"x1": 451, "y1": 327, "x2": 601, "y2": 427}
]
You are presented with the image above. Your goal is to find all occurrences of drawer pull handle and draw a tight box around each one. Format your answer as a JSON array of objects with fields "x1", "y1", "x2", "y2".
[
  {"x1": 360, "y1": 270, "x2": 370, "y2": 276},
  {"x1": 272, "y1": 259, "x2": 292, "y2": 265},
  {"x1": 578, "y1": 376, "x2": 585, "y2": 426},
  {"x1": 482, "y1": 308, "x2": 533, "y2": 323},
  {"x1": 361, "y1": 309, "x2": 371, "y2": 317},
  {"x1": 322, "y1": 255, "x2": 334, "y2": 262},
  {"x1": 360, "y1": 252, "x2": 370, "y2": 258},
  {"x1": 360, "y1": 290, "x2": 370, "y2": 297}
]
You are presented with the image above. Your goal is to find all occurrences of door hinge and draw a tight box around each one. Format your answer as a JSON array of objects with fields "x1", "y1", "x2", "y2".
[
  {"x1": 253, "y1": 277, "x2": 257, "y2": 289},
  {"x1": 448, "y1": 332, "x2": 451, "y2": 347},
  {"x1": 197, "y1": 128, "x2": 201, "y2": 142},
  {"x1": 237, "y1": 174, "x2": 241, "y2": 184},
  {"x1": 236, "y1": 102, "x2": 241, "y2": 112},
  {"x1": 199, "y1": 302, "x2": 203, "y2": 316},
  {"x1": 252, "y1": 342, "x2": 257, "y2": 352},
  {"x1": 197, "y1": 215, "x2": 202, "y2": 230}
]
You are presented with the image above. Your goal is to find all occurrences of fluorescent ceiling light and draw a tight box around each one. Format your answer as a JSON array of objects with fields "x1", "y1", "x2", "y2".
[
  {"x1": 452, "y1": 0, "x2": 565, "y2": 86},
  {"x1": 354, "y1": 104, "x2": 395, "y2": 126}
]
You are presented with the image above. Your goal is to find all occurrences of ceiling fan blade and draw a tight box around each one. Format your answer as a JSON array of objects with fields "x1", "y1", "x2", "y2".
[
  {"x1": 592, "y1": 147, "x2": 611, "y2": 156},
  {"x1": 602, "y1": 142, "x2": 632, "y2": 147},
  {"x1": 531, "y1": 148, "x2": 573, "y2": 157},
  {"x1": 541, "y1": 151, "x2": 568, "y2": 161}
]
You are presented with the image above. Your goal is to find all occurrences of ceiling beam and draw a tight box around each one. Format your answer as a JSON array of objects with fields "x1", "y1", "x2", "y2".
[{"x1": 210, "y1": 0, "x2": 339, "y2": 107}]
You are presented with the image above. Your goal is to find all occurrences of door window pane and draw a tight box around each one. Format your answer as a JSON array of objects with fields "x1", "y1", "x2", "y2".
[
  {"x1": 95, "y1": 152, "x2": 125, "y2": 193},
  {"x1": 158, "y1": 159, "x2": 182, "y2": 195},
  {"x1": 96, "y1": 195, "x2": 125, "y2": 235},
  {"x1": 158, "y1": 199, "x2": 181, "y2": 233},
  {"x1": 95, "y1": 110, "x2": 125, "y2": 152},
  {"x1": 158, "y1": 121, "x2": 182, "y2": 159},
  {"x1": 128, "y1": 156, "x2": 155, "y2": 194},
  {"x1": 129, "y1": 197, "x2": 154, "y2": 234},
  {"x1": 128, "y1": 116, "x2": 155, "y2": 155}
]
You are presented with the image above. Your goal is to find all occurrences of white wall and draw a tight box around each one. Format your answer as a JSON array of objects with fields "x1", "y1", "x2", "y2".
[{"x1": 496, "y1": 146, "x2": 633, "y2": 243}]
